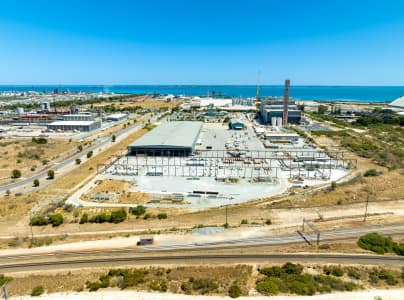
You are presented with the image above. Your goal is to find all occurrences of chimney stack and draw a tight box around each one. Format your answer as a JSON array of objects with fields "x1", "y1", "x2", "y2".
[{"x1": 282, "y1": 79, "x2": 290, "y2": 126}]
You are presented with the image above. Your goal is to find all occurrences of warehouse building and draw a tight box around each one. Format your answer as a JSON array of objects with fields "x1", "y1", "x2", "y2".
[
  {"x1": 63, "y1": 113, "x2": 94, "y2": 121},
  {"x1": 128, "y1": 121, "x2": 203, "y2": 156},
  {"x1": 106, "y1": 113, "x2": 128, "y2": 122},
  {"x1": 47, "y1": 120, "x2": 101, "y2": 132},
  {"x1": 228, "y1": 118, "x2": 244, "y2": 130}
]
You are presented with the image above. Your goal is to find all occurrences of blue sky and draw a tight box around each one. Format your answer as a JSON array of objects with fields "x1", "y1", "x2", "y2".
[{"x1": 0, "y1": 0, "x2": 404, "y2": 85}]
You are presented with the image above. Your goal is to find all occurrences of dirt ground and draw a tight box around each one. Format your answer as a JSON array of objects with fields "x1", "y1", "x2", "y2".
[
  {"x1": 0, "y1": 138, "x2": 79, "y2": 184},
  {"x1": 81, "y1": 179, "x2": 150, "y2": 204},
  {"x1": 4, "y1": 262, "x2": 404, "y2": 298}
]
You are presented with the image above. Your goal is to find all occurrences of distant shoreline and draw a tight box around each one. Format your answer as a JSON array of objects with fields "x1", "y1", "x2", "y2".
[{"x1": 0, "y1": 85, "x2": 401, "y2": 103}]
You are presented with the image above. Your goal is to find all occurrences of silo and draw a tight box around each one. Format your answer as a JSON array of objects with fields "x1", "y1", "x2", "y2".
[
  {"x1": 271, "y1": 117, "x2": 277, "y2": 127},
  {"x1": 277, "y1": 117, "x2": 283, "y2": 127}
]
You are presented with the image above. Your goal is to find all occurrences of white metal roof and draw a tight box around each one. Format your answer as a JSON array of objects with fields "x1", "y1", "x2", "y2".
[
  {"x1": 49, "y1": 121, "x2": 96, "y2": 126},
  {"x1": 129, "y1": 121, "x2": 203, "y2": 149},
  {"x1": 389, "y1": 96, "x2": 404, "y2": 109}
]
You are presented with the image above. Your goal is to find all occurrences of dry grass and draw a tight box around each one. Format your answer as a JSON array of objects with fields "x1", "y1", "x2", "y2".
[
  {"x1": 0, "y1": 138, "x2": 79, "y2": 184},
  {"x1": 81, "y1": 179, "x2": 151, "y2": 204}
]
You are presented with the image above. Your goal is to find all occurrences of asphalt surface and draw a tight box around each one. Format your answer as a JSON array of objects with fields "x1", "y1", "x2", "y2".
[{"x1": 1, "y1": 253, "x2": 403, "y2": 272}]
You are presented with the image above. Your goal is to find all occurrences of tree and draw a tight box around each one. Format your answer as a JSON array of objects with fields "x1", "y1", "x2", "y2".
[
  {"x1": 33, "y1": 179, "x2": 40, "y2": 187},
  {"x1": 11, "y1": 169, "x2": 22, "y2": 179},
  {"x1": 229, "y1": 284, "x2": 242, "y2": 298},
  {"x1": 331, "y1": 181, "x2": 337, "y2": 190},
  {"x1": 87, "y1": 150, "x2": 93, "y2": 158},
  {"x1": 112, "y1": 135, "x2": 116, "y2": 142},
  {"x1": 318, "y1": 104, "x2": 328, "y2": 115},
  {"x1": 48, "y1": 213, "x2": 64, "y2": 227},
  {"x1": 77, "y1": 145, "x2": 83, "y2": 152},
  {"x1": 130, "y1": 205, "x2": 146, "y2": 217},
  {"x1": 157, "y1": 213, "x2": 168, "y2": 220},
  {"x1": 47, "y1": 170, "x2": 55, "y2": 180},
  {"x1": 75, "y1": 158, "x2": 81, "y2": 165}
]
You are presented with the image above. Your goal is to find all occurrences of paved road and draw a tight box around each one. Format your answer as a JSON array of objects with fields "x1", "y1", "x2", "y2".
[
  {"x1": 0, "y1": 115, "x2": 154, "y2": 195},
  {"x1": 1, "y1": 253, "x2": 403, "y2": 272}
]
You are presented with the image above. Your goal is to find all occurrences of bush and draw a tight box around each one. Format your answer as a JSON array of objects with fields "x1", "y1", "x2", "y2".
[
  {"x1": 31, "y1": 285, "x2": 44, "y2": 296},
  {"x1": 30, "y1": 216, "x2": 48, "y2": 226},
  {"x1": 130, "y1": 205, "x2": 146, "y2": 216},
  {"x1": 364, "y1": 169, "x2": 380, "y2": 177},
  {"x1": 357, "y1": 232, "x2": 396, "y2": 255},
  {"x1": 87, "y1": 150, "x2": 93, "y2": 158},
  {"x1": 33, "y1": 179, "x2": 40, "y2": 187},
  {"x1": 256, "y1": 278, "x2": 280, "y2": 295},
  {"x1": 32, "y1": 137, "x2": 47, "y2": 144},
  {"x1": 265, "y1": 219, "x2": 272, "y2": 225},
  {"x1": 48, "y1": 213, "x2": 64, "y2": 227},
  {"x1": 241, "y1": 219, "x2": 248, "y2": 225},
  {"x1": 157, "y1": 213, "x2": 168, "y2": 220},
  {"x1": 80, "y1": 213, "x2": 89, "y2": 224},
  {"x1": 11, "y1": 169, "x2": 22, "y2": 179},
  {"x1": 47, "y1": 169, "x2": 55, "y2": 179},
  {"x1": 331, "y1": 181, "x2": 337, "y2": 190},
  {"x1": 347, "y1": 267, "x2": 361, "y2": 280},
  {"x1": 76, "y1": 158, "x2": 81, "y2": 165},
  {"x1": 228, "y1": 283, "x2": 242, "y2": 298},
  {"x1": 112, "y1": 135, "x2": 116, "y2": 142},
  {"x1": 0, "y1": 274, "x2": 13, "y2": 285}
]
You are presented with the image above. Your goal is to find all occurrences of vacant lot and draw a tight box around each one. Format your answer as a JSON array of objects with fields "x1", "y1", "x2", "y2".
[
  {"x1": 81, "y1": 179, "x2": 151, "y2": 204},
  {"x1": 0, "y1": 137, "x2": 79, "y2": 185}
]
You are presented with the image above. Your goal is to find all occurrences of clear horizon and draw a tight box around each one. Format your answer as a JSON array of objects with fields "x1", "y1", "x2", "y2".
[{"x1": 1, "y1": 0, "x2": 404, "y2": 85}]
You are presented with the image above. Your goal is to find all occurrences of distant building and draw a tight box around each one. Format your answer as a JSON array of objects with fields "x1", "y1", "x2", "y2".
[
  {"x1": 260, "y1": 98, "x2": 301, "y2": 125},
  {"x1": 47, "y1": 120, "x2": 101, "y2": 132},
  {"x1": 229, "y1": 118, "x2": 244, "y2": 130},
  {"x1": 389, "y1": 96, "x2": 404, "y2": 111},
  {"x1": 106, "y1": 113, "x2": 128, "y2": 122},
  {"x1": 63, "y1": 114, "x2": 94, "y2": 121}
]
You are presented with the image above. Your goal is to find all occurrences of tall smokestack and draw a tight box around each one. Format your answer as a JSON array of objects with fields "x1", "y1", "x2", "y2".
[{"x1": 282, "y1": 79, "x2": 290, "y2": 126}]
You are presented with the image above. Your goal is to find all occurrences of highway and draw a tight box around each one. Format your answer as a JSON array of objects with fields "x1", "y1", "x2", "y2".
[
  {"x1": 1, "y1": 223, "x2": 404, "y2": 272},
  {"x1": 1, "y1": 253, "x2": 403, "y2": 273},
  {"x1": 0, "y1": 115, "x2": 153, "y2": 195}
]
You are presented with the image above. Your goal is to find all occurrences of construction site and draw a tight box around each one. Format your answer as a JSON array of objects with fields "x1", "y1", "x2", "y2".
[{"x1": 88, "y1": 81, "x2": 357, "y2": 209}]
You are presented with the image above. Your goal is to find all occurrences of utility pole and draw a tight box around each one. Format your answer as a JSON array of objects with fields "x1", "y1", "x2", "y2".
[
  {"x1": 363, "y1": 194, "x2": 370, "y2": 222},
  {"x1": 30, "y1": 211, "x2": 34, "y2": 242},
  {"x1": 1, "y1": 283, "x2": 8, "y2": 300}
]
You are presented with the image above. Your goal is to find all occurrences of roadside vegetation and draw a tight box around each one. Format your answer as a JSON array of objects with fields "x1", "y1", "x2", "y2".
[
  {"x1": 357, "y1": 232, "x2": 404, "y2": 255},
  {"x1": 307, "y1": 112, "x2": 404, "y2": 170},
  {"x1": 6, "y1": 263, "x2": 404, "y2": 298}
]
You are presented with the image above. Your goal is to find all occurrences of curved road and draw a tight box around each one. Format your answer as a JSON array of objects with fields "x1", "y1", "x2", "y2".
[{"x1": 0, "y1": 116, "x2": 154, "y2": 194}]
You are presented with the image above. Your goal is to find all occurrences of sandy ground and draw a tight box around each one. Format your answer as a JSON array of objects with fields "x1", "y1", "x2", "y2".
[{"x1": 10, "y1": 289, "x2": 404, "y2": 300}]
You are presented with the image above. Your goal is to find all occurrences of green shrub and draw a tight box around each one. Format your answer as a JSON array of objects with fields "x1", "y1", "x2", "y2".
[
  {"x1": 80, "y1": 213, "x2": 88, "y2": 224},
  {"x1": 228, "y1": 283, "x2": 242, "y2": 298},
  {"x1": 265, "y1": 219, "x2": 272, "y2": 225},
  {"x1": 47, "y1": 169, "x2": 55, "y2": 179},
  {"x1": 0, "y1": 274, "x2": 13, "y2": 285},
  {"x1": 240, "y1": 219, "x2": 248, "y2": 225},
  {"x1": 76, "y1": 158, "x2": 81, "y2": 165},
  {"x1": 30, "y1": 216, "x2": 48, "y2": 226},
  {"x1": 157, "y1": 213, "x2": 168, "y2": 220},
  {"x1": 87, "y1": 150, "x2": 93, "y2": 158},
  {"x1": 364, "y1": 169, "x2": 380, "y2": 177},
  {"x1": 282, "y1": 262, "x2": 303, "y2": 275},
  {"x1": 256, "y1": 278, "x2": 280, "y2": 295},
  {"x1": 48, "y1": 213, "x2": 63, "y2": 227},
  {"x1": 130, "y1": 205, "x2": 146, "y2": 216},
  {"x1": 357, "y1": 232, "x2": 396, "y2": 254},
  {"x1": 31, "y1": 285, "x2": 45, "y2": 296},
  {"x1": 33, "y1": 179, "x2": 40, "y2": 187},
  {"x1": 11, "y1": 169, "x2": 22, "y2": 179},
  {"x1": 347, "y1": 267, "x2": 361, "y2": 280}
]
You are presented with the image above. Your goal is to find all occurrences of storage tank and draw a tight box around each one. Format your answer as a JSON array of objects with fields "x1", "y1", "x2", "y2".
[
  {"x1": 17, "y1": 107, "x2": 24, "y2": 115},
  {"x1": 277, "y1": 117, "x2": 283, "y2": 127},
  {"x1": 271, "y1": 117, "x2": 277, "y2": 127}
]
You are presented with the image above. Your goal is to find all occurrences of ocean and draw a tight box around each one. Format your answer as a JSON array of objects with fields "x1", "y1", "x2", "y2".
[{"x1": 1, "y1": 85, "x2": 404, "y2": 103}]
